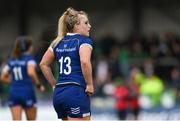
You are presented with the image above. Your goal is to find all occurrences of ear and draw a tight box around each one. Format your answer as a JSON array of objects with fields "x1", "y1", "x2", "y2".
[{"x1": 73, "y1": 24, "x2": 79, "y2": 33}]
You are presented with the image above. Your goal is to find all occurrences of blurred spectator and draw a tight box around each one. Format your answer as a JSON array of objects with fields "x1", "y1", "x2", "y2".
[
  {"x1": 128, "y1": 34, "x2": 149, "y2": 68},
  {"x1": 140, "y1": 76, "x2": 164, "y2": 107},
  {"x1": 146, "y1": 33, "x2": 160, "y2": 58},
  {"x1": 127, "y1": 67, "x2": 143, "y2": 120},
  {"x1": 94, "y1": 55, "x2": 110, "y2": 96},
  {"x1": 164, "y1": 32, "x2": 180, "y2": 60},
  {"x1": 118, "y1": 44, "x2": 130, "y2": 77},
  {"x1": 170, "y1": 67, "x2": 180, "y2": 103},
  {"x1": 140, "y1": 59, "x2": 164, "y2": 107},
  {"x1": 113, "y1": 78, "x2": 129, "y2": 120},
  {"x1": 108, "y1": 45, "x2": 122, "y2": 80}
]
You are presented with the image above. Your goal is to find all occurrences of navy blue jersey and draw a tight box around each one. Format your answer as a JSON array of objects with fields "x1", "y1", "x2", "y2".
[
  {"x1": 50, "y1": 33, "x2": 93, "y2": 88},
  {"x1": 2, "y1": 54, "x2": 37, "y2": 107},
  {"x1": 4, "y1": 54, "x2": 36, "y2": 89}
]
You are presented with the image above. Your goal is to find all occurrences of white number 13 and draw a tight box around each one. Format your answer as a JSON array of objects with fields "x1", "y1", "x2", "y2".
[{"x1": 59, "y1": 56, "x2": 71, "y2": 75}]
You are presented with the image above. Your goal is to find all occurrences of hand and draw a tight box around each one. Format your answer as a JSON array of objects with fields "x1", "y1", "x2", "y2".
[
  {"x1": 36, "y1": 84, "x2": 45, "y2": 92},
  {"x1": 85, "y1": 84, "x2": 94, "y2": 96},
  {"x1": 39, "y1": 85, "x2": 45, "y2": 92}
]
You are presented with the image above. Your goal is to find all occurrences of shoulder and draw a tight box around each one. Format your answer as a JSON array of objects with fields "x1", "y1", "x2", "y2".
[
  {"x1": 7, "y1": 58, "x2": 13, "y2": 63},
  {"x1": 23, "y1": 55, "x2": 37, "y2": 65},
  {"x1": 78, "y1": 35, "x2": 93, "y2": 41},
  {"x1": 24, "y1": 55, "x2": 33, "y2": 59},
  {"x1": 50, "y1": 36, "x2": 63, "y2": 49},
  {"x1": 7, "y1": 58, "x2": 15, "y2": 65},
  {"x1": 22, "y1": 55, "x2": 35, "y2": 62},
  {"x1": 78, "y1": 35, "x2": 93, "y2": 49}
]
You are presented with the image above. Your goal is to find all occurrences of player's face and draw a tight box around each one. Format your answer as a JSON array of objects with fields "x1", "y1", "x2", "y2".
[{"x1": 75, "y1": 14, "x2": 91, "y2": 36}]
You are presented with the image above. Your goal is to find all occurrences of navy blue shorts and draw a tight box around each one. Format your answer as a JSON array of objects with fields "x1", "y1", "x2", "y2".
[
  {"x1": 53, "y1": 85, "x2": 91, "y2": 119},
  {"x1": 8, "y1": 88, "x2": 37, "y2": 108}
]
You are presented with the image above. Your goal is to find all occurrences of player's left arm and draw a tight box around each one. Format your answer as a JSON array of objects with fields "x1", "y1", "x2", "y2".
[
  {"x1": 28, "y1": 61, "x2": 45, "y2": 91},
  {"x1": 79, "y1": 41, "x2": 94, "y2": 96}
]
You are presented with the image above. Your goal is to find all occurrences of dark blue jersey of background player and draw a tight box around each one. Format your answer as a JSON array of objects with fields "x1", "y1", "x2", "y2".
[
  {"x1": 1, "y1": 36, "x2": 44, "y2": 120},
  {"x1": 6, "y1": 55, "x2": 36, "y2": 89},
  {"x1": 40, "y1": 7, "x2": 94, "y2": 121}
]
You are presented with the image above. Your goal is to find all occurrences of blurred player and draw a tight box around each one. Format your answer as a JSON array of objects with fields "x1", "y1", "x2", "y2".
[
  {"x1": 40, "y1": 7, "x2": 94, "y2": 121},
  {"x1": 0, "y1": 36, "x2": 44, "y2": 120}
]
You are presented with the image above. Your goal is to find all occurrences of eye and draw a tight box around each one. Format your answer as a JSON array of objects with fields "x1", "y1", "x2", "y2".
[{"x1": 85, "y1": 21, "x2": 88, "y2": 24}]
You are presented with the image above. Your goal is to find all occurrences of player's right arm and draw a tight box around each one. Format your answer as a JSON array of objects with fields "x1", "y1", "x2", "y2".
[
  {"x1": 0, "y1": 65, "x2": 11, "y2": 84},
  {"x1": 39, "y1": 48, "x2": 56, "y2": 89}
]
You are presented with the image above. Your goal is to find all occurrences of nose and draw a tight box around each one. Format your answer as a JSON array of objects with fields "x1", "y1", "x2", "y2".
[{"x1": 88, "y1": 24, "x2": 91, "y2": 28}]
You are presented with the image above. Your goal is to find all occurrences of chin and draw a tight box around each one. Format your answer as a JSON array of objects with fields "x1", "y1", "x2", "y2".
[
  {"x1": 86, "y1": 33, "x2": 90, "y2": 36},
  {"x1": 83, "y1": 33, "x2": 89, "y2": 37}
]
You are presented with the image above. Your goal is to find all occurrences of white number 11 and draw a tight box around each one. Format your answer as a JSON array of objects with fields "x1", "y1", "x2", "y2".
[{"x1": 13, "y1": 67, "x2": 23, "y2": 80}]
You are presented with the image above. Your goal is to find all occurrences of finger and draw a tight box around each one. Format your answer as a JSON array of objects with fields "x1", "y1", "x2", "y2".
[{"x1": 86, "y1": 91, "x2": 93, "y2": 96}]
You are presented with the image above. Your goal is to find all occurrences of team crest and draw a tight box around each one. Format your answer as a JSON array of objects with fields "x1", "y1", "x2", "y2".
[{"x1": 64, "y1": 44, "x2": 67, "y2": 48}]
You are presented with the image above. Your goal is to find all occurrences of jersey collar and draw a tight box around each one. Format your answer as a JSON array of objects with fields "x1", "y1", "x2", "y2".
[{"x1": 66, "y1": 33, "x2": 80, "y2": 36}]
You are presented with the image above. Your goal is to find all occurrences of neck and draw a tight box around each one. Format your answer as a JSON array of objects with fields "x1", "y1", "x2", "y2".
[{"x1": 23, "y1": 51, "x2": 31, "y2": 55}]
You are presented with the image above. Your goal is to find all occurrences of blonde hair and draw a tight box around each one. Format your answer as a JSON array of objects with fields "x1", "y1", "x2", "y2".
[{"x1": 51, "y1": 7, "x2": 87, "y2": 48}]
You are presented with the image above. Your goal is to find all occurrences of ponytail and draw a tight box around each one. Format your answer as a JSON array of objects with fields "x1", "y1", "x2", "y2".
[
  {"x1": 50, "y1": 13, "x2": 67, "y2": 48},
  {"x1": 11, "y1": 39, "x2": 21, "y2": 59},
  {"x1": 51, "y1": 7, "x2": 84, "y2": 48},
  {"x1": 11, "y1": 36, "x2": 33, "y2": 59}
]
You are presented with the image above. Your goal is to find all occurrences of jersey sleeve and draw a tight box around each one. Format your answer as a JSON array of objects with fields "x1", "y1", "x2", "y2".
[
  {"x1": 1, "y1": 64, "x2": 10, "y2": 74},
  {"x1": 48, "y1": 44, "x2": 56, "y2": 58},
  {"x1": 2, "y1": 59, "x2": 12, "y2": 74},
  {"x1": 49, "y1": 40, "x2": 55, "y2": 52},
  {"x1": 48, "y1": 46, "x2": 54, "y2": 52},
  {"x1": 27, "y1": 60, "x2": 37, "y2": 66},
  {"x1": 79, "y1": 37, "x2": 93, "y2": 50},
  {"x1": 27, "y1": 56, "x2": 37, "y2": 66},
  {"x1": 49, "y1": 40, "x2": 58, "y2": 57},
  {"x1": 49, "y1": 37, "x2": 61, "y2": 53}
]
